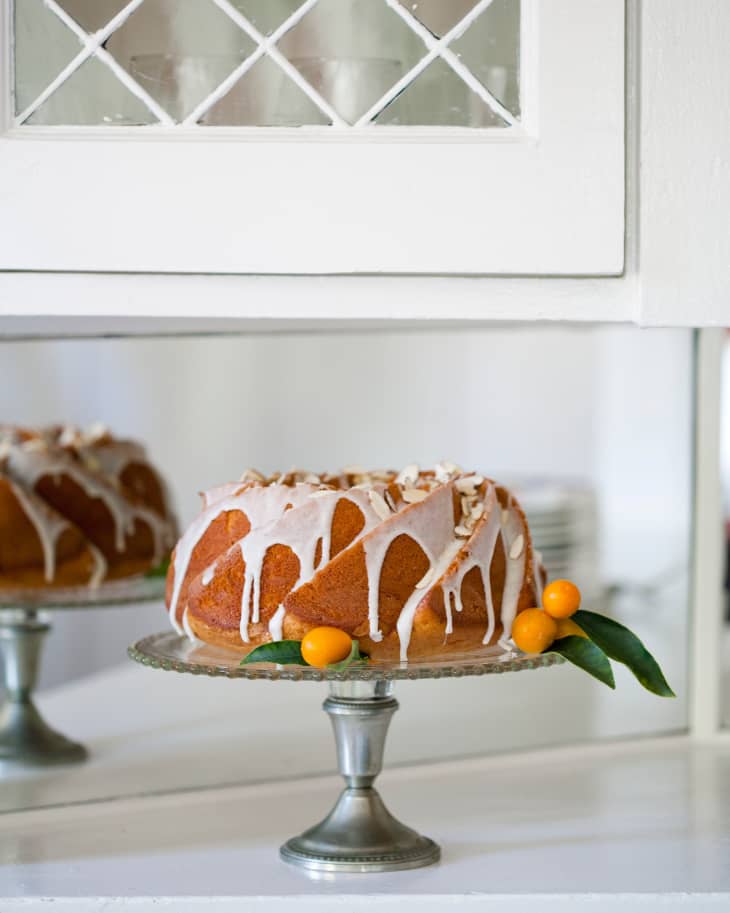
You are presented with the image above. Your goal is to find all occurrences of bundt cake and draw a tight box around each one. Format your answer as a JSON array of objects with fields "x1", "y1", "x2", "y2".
[
  {"x1": 0, "y1": 424, "x2": 177, "y2": 590},
  {"x1": 166, "y1": 464, "x2": 544, "y2": 661}
]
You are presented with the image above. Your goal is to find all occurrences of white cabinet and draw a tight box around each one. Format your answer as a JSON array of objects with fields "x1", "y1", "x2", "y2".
[
  {"x1": 0, "y1": 0, "x2": 728, "y2": 326},
  {"x1": 0, "y1": 1, "x2": 624, "y2": 274}
]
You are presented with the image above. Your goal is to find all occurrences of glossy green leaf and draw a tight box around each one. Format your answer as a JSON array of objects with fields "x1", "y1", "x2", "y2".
[
  {"x1": 551, "y1": 635, "x2": 616, "y2": 689},
  {"x1": 145, "y1": 556, "x2": 171, "y2": 578},
  {"x1": 574, "y1": 609, "x2": 675, "y2": 697},
  {"x1": 328, "y1": 639, "x2": 369, "y2": 671},
  {"x1": 240, "y1": 640, "x2": 305, "y2": 666}
]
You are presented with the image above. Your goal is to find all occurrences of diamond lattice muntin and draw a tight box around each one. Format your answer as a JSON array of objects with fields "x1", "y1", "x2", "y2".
[{"x1": 14, "y1": 0, "x2": 521, "y2": 128}]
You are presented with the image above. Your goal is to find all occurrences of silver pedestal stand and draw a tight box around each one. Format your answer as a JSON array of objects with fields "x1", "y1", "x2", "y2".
[
  {"x1": 0, "y1": 575, "x2": 165, "y2": 767},
  {"x1": 129, "y1": 630, "x2": 563, "y2": 874},
  {"x1": 281, "y1": 679, "x2": 440, "y2": 872}
]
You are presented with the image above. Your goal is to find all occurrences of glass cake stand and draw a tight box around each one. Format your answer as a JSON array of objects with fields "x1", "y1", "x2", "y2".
[
  {"x1": 0, "y1": 575, "x2": 166, "y2": 767},
  {"x1": 129, "y1": 630, "x2": 564, "y2": 873}
]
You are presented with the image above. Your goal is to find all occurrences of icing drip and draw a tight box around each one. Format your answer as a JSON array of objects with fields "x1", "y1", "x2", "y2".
[
  {"x1": 87, "y1": 543, "x2": 107, "y2": 588},
  {"x1": 8, "y1": 481, "x2": 69, "y2": 583},
  {"x1": 497, "y1": 498, "x2": 528, "y2": 644},
  {"x1": 168, "y1": 483, "x2": 312, "y2": 633},
  {"x1": 181, "y1": 605, "x2": 198, "y2": 641},
  {"x1": 238, "y1": 489, "x2": 381, "y2": 643},
  {"x1": 268, "y1": 604, "x2": 286, "y2": 642},
  {"x1": 396, "y1": 537, "x2": 463, "y2": 660},
  {"x1": 431, "y1": 485, "x2": 503, "y2": 648},
  {"x1": 361, "y1": 482, "x2": 456, "y2": 646}
]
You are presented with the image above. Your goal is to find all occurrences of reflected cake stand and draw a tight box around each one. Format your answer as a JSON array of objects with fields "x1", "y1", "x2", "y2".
[
  {"x1": 0, "y1": 575, "x2": 166, "y2": 767},
  {"x1": 129, "y1": 630, "x2": 564, "y2": 873}
]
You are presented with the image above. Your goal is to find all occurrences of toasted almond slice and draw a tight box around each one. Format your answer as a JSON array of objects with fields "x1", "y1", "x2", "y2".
[
  {"x1": 455, "y1": 524, "x2": 472, "y2": 538},
  {"x1": 455, "y1": 474, "x2": 484, "y2": 493},
  {"x1": 471, "y1": 502, "x2": 485, "y2": 519},
  {"x1": 342, "y1": 464, "x2": 366, "y2": 475},
  {"x1": 509, "y1": 534, "x2": 525, "y2": 560},
  {"x1": 384, "y1": 489, "x2": 397, "y2": 512},
  {"x1": 23, "y1": 438, "x2": 47, "y2": 452},
  {"x1": 304, "y1": 473, "x2": 321, "y2": 484},
  {"x1": 396, "y1": 463, "x2": 419, "y2": 486},
  {"x1": 239, "y1": 468, "x2": 265, "y2": 482},
  {"x1": 368, "y1": 489, "x2": 392, "y2": 521},
  {"x1": 402, "y1": 487, "x2": 428, "y2": 504},
  {"x1": 415, "y1": 567, "x2": 434, "y2": 590}
]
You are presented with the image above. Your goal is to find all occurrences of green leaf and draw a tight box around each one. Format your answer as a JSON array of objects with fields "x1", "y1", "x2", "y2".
[
  {"x1": 328, "y1": 639, "x2": 369, "y2": 671},
  {"x1": 574, "y1": 609, "x2": 675, "y2": 697},
  {"x1": 550, "y1": 635, "x2": 616, "y2": 689},
  {"x1": 240, "y1": 640, "x2": 306, "y2": 666},
  {"x1": 145, "y1": 556, "x2": 171, "y2": 578}
]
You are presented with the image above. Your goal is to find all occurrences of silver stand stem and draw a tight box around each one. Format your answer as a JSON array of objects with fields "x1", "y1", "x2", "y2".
[
  {"x1": 280, "y1": 680, "x2": 440, "y2": 873},
  {"x1": 0, "y1": 610, "x2": 87, "y2": 766}
]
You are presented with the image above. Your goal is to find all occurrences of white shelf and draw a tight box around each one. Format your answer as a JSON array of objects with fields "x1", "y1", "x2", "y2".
[{"x1": 1, "y1": 735, "x2": 729, "y2": 910}]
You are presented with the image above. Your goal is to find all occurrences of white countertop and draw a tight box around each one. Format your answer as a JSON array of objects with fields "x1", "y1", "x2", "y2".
[{"x1": 1, "y1": 735, "x2": 729, "y2": 911}]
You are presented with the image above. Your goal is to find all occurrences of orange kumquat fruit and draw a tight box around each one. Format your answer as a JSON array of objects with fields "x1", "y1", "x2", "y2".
[
  {"x1": 301, "y1": 626, "x2": 353, "y2": 668},
  {"x1": 511, "y1": 608, "x2": 558, "y2": 654},
  {"x1": 542, "y1": 579, "x2": 582, "y2": 619}
]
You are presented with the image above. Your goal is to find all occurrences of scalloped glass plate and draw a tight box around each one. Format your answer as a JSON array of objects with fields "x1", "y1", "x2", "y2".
[
  {"x1": 129, "y1": 630, "x2": 564, "y2": 682},
  {"x1": 0, "y1": 573, "x2": 166, "y2": 610}
]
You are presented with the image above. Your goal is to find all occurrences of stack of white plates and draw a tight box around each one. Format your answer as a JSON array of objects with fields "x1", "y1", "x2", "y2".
[{"x1": 509, "y1": 479, "x2": 601, "y2": 603}]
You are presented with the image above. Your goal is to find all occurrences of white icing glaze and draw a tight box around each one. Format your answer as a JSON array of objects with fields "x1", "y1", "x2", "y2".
[
  {"x1": 87, "y1": 543, "x2": 107, "y2": 588},
  {"x1": 8, "y1": 480, "x2": 69, "y2": 583},
  {"x1": 6, "y1": 444, "x2": 174, "y2": 563},
  {"x1": 268, "y1": 604, "x2": 286, "y2": 641},
  {"x1": 201, "y1": 563, "x2": 216, "y2": 586},
  {"x1": 497, "y1": 496, "x2": 528, "y2": 643}
]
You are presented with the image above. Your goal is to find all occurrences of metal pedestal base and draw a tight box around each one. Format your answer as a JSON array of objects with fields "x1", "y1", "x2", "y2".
[
  {"x1": 0, "y1": 612, "x2": 87, "y2": 766},
  {"x1": 280, "y1": 681, "x2": 440, "y2": 873}
]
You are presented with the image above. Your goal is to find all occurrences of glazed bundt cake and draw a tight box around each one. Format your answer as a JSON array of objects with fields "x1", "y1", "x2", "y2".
[
  {"x1": 0, "y1": 424, "x2": 177, "y2": 590},
  {"x1": 166, "y1": 464, "x2": 544, "y2": 661}
]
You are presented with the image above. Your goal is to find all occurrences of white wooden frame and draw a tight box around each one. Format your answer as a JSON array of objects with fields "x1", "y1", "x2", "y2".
[
  {"x1": 689, "y1": 328, "x2": 726, "y2": 740},
  {"x1": 0, "y1": 0, "x2": 625, "y2": 277}
]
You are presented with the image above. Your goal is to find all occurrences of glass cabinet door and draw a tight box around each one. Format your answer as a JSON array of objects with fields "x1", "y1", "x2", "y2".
[{"x1": 0, "y1": 0, "x2": 624, "y2": 275}]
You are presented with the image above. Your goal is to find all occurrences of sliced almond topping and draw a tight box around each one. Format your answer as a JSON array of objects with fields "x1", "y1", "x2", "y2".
[
  {"x1": 352, "y1": 481, "x2": 372, "y2": 490},
  {"x1": 23, "y1": 438, "x2": 47, "y2": 453},
  {"x1": 415, "y1": 567, "x2": 434, "y2": 590},
  {"x1": 509, "y1": 534, "x2": 525, "y2": 560},
  {"x1": 304, "y1": 473, "x2": 321, "y2": 485},
  {"x1": 470, "y1": 502, "x2": 485, "y2": 520},
  {"x1": 455, "y1": 524, "x2": 472, "y2": 538},
  {"x1": 384, "y1": 489, "x2": 397, "y2": 512},
  {"x1": 501, "y1": 508, "x2": 510, "y2": 527},
  {"x1": 342, "y1": 464, "x2": 366, "y2": 475},
  {"x1": 455, "y1": 474, "x2": 484, "y2": 493},
  {"x1": 368, "y1": 489, "x2": 392, "y2": 521},
  {"x1": 240, "y1": 468, "x2": 265, "y2": 483},
  {"x1": 396, "y1": 463, "x2": 419, "y2": 486},
  {"x1": 402, "y1": 487, "x2": 428, "y2": 504}
]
